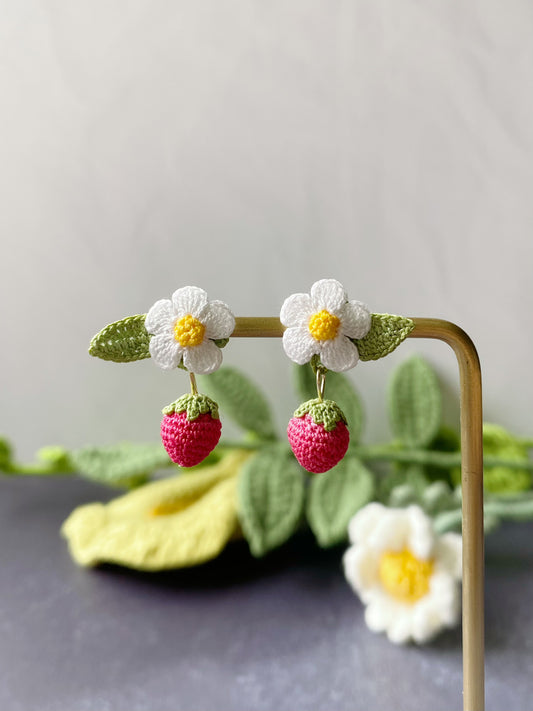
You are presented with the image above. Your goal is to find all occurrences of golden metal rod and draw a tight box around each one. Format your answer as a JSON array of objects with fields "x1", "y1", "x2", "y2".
[
  {"x1": 230, "y1": 316, "x2": 485, "y2": 711},
  {"x1": 232, "y1": 317, "x2": 284, "y2": 337},
  {"x1": 410, "y1": 319, "x2": 484, "y2": 711},
  {"x1": 316, "y1": 369, "x2": 326, "y2": 402}
]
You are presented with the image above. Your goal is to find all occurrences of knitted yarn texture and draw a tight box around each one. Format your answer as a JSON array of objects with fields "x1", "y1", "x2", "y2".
[
  {"x1": 280, "y1": 278, "x2": 371, "y2": 373},
  {"x1": 288, "y1": 399, "x2": 349, "y2": 473},
  {"x1": 161, "y1": 393, "x2": 221, "y2": 467},
  {"x1": 61, "y1": 450, "x2": 251, "y2": 570},
  {"x1": 161, "y1": 413, "x2": 222, "y2": 467},
  {"x1": 145, "y1": 286, "x2": 235, "y2": 374}
]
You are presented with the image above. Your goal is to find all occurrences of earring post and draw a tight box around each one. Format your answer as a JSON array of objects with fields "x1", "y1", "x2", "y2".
[{"x1": 230, "y1": 316, "x2": 485, "y2": 711}]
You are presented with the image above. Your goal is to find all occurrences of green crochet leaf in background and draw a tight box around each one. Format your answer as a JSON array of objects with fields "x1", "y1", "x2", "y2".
[
  {"x1": 354, "y1": 314, "x2": 415, "y2": 361},
  {"x1": 237, "y1": 444, "x2": 305, "y2": 556},
  {"x1": 200, "y1": 367, "x2": 277, "y2": 440},
  {"x1": 388, "y1": 355, "x2": 442, "y2": 448},
  {"x1": 0, "y1": 437, "x2": 14, "y2": 471},
  {"x1": 425, "y1": 426, "x2": 461, "y2": 483},
  {"x1": 380, "y1": 464, "x2": 430, "y2": 504},
  {"x1": 294, "y1": 365, "x2": 365, "y2": 444},
  {"x1": 89, "y1": 314, "x2": 151, "y2": 363},
  {"x1": 307, "y1": 457, "x2": 374, "y2": 547},
  {"x1": 71, "y1": 442, "x2": 172, "y2": 488},
  {"x1": 433, "y1": 491, "x2": 533, "y2": 535},
  {"x1": 450, "y1": 423, "x2": 532, "y2": 494}
]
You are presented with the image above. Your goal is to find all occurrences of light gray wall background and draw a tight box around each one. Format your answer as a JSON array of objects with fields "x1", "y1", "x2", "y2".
[{"x1": 1, "y1": 1, "x2": 532, "y2": 459}]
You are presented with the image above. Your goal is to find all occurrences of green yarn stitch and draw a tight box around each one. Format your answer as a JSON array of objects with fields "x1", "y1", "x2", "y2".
[
  {"x1": 354, "y1": 314, "x2": 415, "y2": 361},
  {"x1": 237, "y1": 444, "x2": 305, "y2": 557},
  {"x1": 293, "y1": 398, "x2": 347, "y2": 431},
  {"x1": 451, "y1": 423, "x2": 532, "y2": 494},
  {"x1": 388, "y1": 355, "x2": 442, "y2": 448},
  {"x1": 89, "y1": 314, "x2": 151, "y2": 363},
  {"x1": 199, "y1": 367, "x2": 276, "y2": 440},
  {"x1": 307, "y1": 457, "x2": 374, "y2": 547},
  {"x1": 433, "y1": 493, "x2": 533, "y2": 534},
  {"x1": 481, "y1": 423, "x2": 532, "y2": 493},
  {"x1": 380, "y1": 464, "x2": 430, "y2": 503},
  {"x1": 70, "y1": 442, "x2": 171, "y2": 488},
  {"x1": 0, "y1": 438, "x2": 13, "y2": 469},
  {"x1": 162, "y1": 394, "x2": 219, "y2": 420}
]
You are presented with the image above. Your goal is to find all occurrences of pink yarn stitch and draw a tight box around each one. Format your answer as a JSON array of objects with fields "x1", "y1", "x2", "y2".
[
  {"x1": 287, "y1": 414, "x2": 349, "y2": 473},
  {"x1": 161, "y1": 411, "x2": 222, "y2": 467}
]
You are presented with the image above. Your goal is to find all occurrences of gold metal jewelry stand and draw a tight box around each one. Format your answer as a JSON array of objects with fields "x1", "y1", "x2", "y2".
[{"x1": 232, "y1": 316, "x2": 484, "y2": 711}]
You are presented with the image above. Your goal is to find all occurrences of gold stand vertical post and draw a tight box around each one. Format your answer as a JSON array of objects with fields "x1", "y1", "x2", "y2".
[
  {"x1": 232, "y1": 316, "x2": 485, "y2": 711},
  {"x1": 411, "y1": 319, "x2": 484, "y2": 711}
]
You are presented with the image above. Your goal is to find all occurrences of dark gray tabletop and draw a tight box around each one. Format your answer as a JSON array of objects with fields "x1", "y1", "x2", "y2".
[{"x1": 0, "y1": 475, "x2": 531, "y2": 711}]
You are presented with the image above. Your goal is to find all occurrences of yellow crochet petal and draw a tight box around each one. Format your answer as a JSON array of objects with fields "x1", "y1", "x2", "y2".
[
  {"x1": 61, "y1": 450, "x2": 250, "y2": 571},
  {"x1": 105, "y1": 449, "x2": 248, "y2": 517}
]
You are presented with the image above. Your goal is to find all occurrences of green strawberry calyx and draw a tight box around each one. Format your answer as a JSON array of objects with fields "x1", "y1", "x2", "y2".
[
  {"x1": 162, "y1": 394, "x2": 219, "y2": 421},
  {"x1": 293, "y1": 398, "x2": 347, "y2": 432}
]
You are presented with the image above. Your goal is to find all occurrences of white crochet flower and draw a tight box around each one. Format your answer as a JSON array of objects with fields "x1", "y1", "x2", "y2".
[
  {"x1": 343, "y1": 503, "x2": 462, "y2": 645},
  {"x1": 145, "y1": 286, "x2": 235, "y2": 374},
  {"x1": 280, "y1": 278, "x2": 371, "y2": 372}
]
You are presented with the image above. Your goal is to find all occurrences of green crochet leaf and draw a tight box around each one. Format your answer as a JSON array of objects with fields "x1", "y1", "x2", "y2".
[
  {"x1": 388, "y1": 355, "x2": 442, "y2": 448},
  {"x1": 434, "y1": 493, "x2": 533, "y2": 535},
  {"x1": 200, "y1": 367, "x2": 276, "y2": 440},
  {"x1": 484, "y1": 492, "x2": 533, "y2": 522},
  {"x1": 421, "y1": 481, "x2": 461, "y2": 515},
  {"x1": 36, "y1": 446, "x2": 74, "y2": 473},
  {"x1": 307, "y1": 457, "x2": 374, "y2": 547},
  {"x1": 71, "y1": 442, "x2": 172, "y2": 489},
  {"x1": 89, "y1": 314, "x2": 151, "y2": 363},
  {"x1": 237, "y1": 444, "x2": 305, "y2": 556},
  {"x1": 0, "y1": 437, "x2": 13, "y2": 470},
  {"x1": 354, "y1": 314, "x2": 415, "y2": 361},
  {"x1": 387, "y1": 483, "x2": 420, "y2": 508},
  {"x1": 380, "y1": 464, "x2": 430, "y2": 504},
  {"x1": 425, "y1": 425, "x2": 461, "y2": 483},
  {"x1": 294, "y1": 365, "x2": 365, "y2": 444},
  {"x1": 451, "y1": 423, "x2": 532, "y2": 494}
]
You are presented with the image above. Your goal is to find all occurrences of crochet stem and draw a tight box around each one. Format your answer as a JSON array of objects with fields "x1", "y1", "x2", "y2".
[
  {"x1": 2, "y1": 463, "x2": 75, "y2": 476},
  {"x1": 353, "y1": 445, "x2": 533, "y2": 471}
]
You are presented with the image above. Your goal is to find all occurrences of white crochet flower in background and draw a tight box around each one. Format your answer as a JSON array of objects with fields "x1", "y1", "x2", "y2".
[
  {"x1": 145, "y1": 286, "x2": 235, "y2": 374},
  {"x1": 343, "y1": 503, "x2": 462, "y2": 645},
  {"x1": 280, "y1": 278, "x2": 371, "y2": 372}
]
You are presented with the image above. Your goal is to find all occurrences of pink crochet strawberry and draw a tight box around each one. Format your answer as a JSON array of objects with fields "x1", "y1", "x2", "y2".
[
  {"x1": 287, "y1": 398, "x2": 349, "y2": 473},
  {"x1": 161, "y1": 394, "x2": 221, "y2": 467}
]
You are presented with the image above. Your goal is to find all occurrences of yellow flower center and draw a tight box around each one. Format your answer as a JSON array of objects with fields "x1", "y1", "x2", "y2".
[
  {"x1": 173, "y1": 314, "x2": 206, "y2": 347},
  {"x1": 379, "y1": 549, "x2": 433, "y2": 604},
  {"x1": 308, "y1": 310, "x2": 341, "y2": 341}
]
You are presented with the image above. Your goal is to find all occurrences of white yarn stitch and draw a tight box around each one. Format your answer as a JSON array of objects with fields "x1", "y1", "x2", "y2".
[
  {"x1": 343, "y1": 503, "x2": 462, "y2": 645},
  {"x1": 145, "y1": 286, "x2": 235, "y2": 374},
  {"x1": 280, "y1": 278, "x2": 371, "y2": 372}
]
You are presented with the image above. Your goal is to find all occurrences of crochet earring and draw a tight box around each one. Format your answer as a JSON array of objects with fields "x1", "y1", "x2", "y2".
[
  {"x1": 280, "y1": 278, "x2": 372, "y2": 473},
  {"x1": 145, "y1": 286, "x2": 235, "y2": 467}
]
